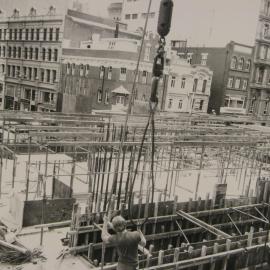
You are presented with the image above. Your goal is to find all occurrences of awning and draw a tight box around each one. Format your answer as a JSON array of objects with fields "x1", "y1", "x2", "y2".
[{"x1": 111, "y1": 85, "x2": 130, "y2": 95}]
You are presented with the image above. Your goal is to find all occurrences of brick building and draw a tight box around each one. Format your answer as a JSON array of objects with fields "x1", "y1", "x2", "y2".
[
  {"x1": 172, "y1": 41, "x2": 253, "y2": 115},
  {"x1": 249, "y1": 0, "x2": 270, "y2": 118},
  {"x1": 60, "y1": 34, "x2": 168, "y2": 114}
]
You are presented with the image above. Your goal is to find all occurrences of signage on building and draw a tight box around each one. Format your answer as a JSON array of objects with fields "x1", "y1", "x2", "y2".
[{"x1": 220, "y1": 107, "x2": 246, "y2": 114}]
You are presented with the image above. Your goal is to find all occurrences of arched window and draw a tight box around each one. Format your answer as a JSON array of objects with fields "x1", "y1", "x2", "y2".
[
  {"x1": 18, "y1": 47, "x2": 21, "y2": 58},
  {"x1": 79, "y1": 64, "x2": 84, "y2": 76},
  {"x1": 181, "y1": 78, "x2": 186, "y2": 89},
  {"x1": 42, "y1": 48, "x2": 46, "y2": 60},
  {"x1": 97, "y1": 88, "x2": 102, "y2": 103},
  {"x1": 245, "y1": 60, "x2": 251, "y2": 71},
  {"x1": 67, "y1": 63, "x2": 71, "y2": 74},
  {"x1": 202, "y1": 79, "x2": 207, "y2": 93},
  {"x1": 238, "y1": 58, "x2": 244, "y2": 70},
  {"x1": 54, "y1": 48, "x2": 58, "y2": 62},
  {"x1": 24, "y1": 47, "x2": 28, "y2": 59},
  {"x1": 71, "y1": 63, "x2": 76, "y2": 75},
  {"x1": 193, "y1": 78, "x2": 198, "y2": 92},
  {"x1": 48, "y1": 48, "x2": 52, "y2": 61},
  {"x1": 29, "y1": 47, "x2": 33, "y2": 59},
  {"x1": 231, "y1": 56, "x2": 237, "y2": 69}
]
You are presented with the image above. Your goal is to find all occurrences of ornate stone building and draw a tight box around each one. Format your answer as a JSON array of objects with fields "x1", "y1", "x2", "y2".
[{"x1": 249, "y1": 0, "x2": 270, "y2": 118}]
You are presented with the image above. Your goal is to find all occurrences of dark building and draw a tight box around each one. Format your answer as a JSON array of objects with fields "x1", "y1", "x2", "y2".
[{"x1": 171, "y1": 41, "x2": 253, "y2": 114}]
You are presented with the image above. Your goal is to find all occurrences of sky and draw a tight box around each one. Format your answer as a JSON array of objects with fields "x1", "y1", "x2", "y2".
[{"x1": 0, "y1": 0, "x2": 262, "y2": 47}]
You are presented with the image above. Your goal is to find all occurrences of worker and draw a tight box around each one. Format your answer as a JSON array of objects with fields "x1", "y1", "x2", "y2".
[{"x1": 102, "y1": 215, "x2": 146, "y2": 270}]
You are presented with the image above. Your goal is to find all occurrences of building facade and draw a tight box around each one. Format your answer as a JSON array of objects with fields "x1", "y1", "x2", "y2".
[
  {"x1": 172, "y1": 41, "x2": 253, "y2": 115},
  {"x1": 165, "y1": 53, "x2": 212, "y2": 113},
  {"x1": 249, "y1": 0, "x2": 270, "y2": 118},
  {"x1": 60, "y1": 35, "x2": 168, "y2": 114},
  {"x1": 107, "y1": 0, "x2": 160, "y2": 33},
  {"x1": 0, "y1": 7, "x2": 63, "y2": 112}
]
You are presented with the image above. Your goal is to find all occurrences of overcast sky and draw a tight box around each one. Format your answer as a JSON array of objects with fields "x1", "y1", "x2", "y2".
[{"x1": 0, "y1": 0, "x2": 262, "y2": 47}]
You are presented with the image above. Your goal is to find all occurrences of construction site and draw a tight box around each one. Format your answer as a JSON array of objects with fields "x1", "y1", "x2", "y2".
[{"x1": 0, "y1": 111, "x2": 270, "y2": 269}]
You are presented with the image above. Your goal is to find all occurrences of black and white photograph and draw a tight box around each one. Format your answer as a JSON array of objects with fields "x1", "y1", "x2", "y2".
[{"x1": 0, "y1": 0, "x2": 270, "y2": 269}]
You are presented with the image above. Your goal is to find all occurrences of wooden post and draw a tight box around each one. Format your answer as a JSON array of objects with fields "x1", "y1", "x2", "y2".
[
  {"x1": 158, "y1": 250, "x2": 164, "y2": 265},
  {"x1": 198, "y1": 245, "x2": 207, "y2": 270},
  {"x1": 25, "y1": 137, "x2": 32, "y2": 201},
  {"x1": 210, "y1": 242, "x2": 219, "y2": 270},
  {"x1": 221, "y1": 239, "x2": 231, "y2": 270}
]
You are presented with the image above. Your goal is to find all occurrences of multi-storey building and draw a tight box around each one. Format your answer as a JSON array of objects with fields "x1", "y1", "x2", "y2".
[
  {"x1": 165, "y1": 52, "x2": 212, "y2": 113},
  {"x1": 0, "y1": 7, "x2": 63, "y2": 111},
  {"x1": 107, "y1": 0, "x2": 160, "y2": 33},
  {"x1": 172, "y1": 41, "x2": 253, "y2": 114},
  {"x1": 60, "y1": 34, "x2": 168, "y2": 114},
  {"x1": 249, "y1": 0, "x2": 270, "y2": 118},
  {"x1": 0, "y1": 7, "x2": 141, "y2": 112}
]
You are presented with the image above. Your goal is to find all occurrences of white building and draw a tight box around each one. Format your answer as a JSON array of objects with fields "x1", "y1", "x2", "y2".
[
  {"x1": 107, "y1": 0, "x2": 160, "y2": 33},
  {"x1": 165, "y1": 53, "x2": 213, "y2": 113}
]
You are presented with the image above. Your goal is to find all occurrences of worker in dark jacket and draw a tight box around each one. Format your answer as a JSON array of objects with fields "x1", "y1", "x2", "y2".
[{"x1": 102, "y1": 215, "x2": 146, "y2": 270}]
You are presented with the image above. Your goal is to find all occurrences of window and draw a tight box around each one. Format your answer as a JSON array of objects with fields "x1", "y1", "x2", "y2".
[
  {"x1": 36, "y1": 28, "x2": 40, "y2": 41},
  {"x1": 97, "y1": 88, "x2": 102, "y2": 103},
  {"x1": 264, "y1": 100, "x2": 269, "y2": 115},
  {"x1": 55, "y1": 28, "x2": 60, "y2": 41},
  {"x1": 9, "y1": 29, "x2": 12, "y2": 40},
  {"x1": 72, "y1": 63, "x2": 76, "y2": 75},
  {"x1": 29, "y1": 47, "x2": 33, "y2": 59},
  {"x1": 25, "y1": 89, "x2": 31, "y2": 100},
  {"x1": 7, "y1": 46, "x2": 11, "y2": 58},
  {"x1": 12, "y1": 65, "x2": 15, "y2": 77},
  {"x1": 105, "y1": 89, "x2": 109, "y2": 104},
  {"x1": 34, "y1": 68, "x2": 38, "y2": 80},
  {"x1": 35, "y1": 48, "x2": 39, "y2": 60},
  {"x1": 32, "y1": 90, "x2": 36, "y2": 101},
  {"x1": 7, "y1": 65, "x2": 11, "y2": 77},
  {"x1": 52, "y1": 70, "x2": 57, "y2": 82},
  {"x1": 16, "y1": 66, "x2": 20, "y2": 77},
  {"x1": 49, "y1": 28, "x2": 53, "y2": 41},
  {"x1": 19, "y1": 29, "x2": 22, "y2": 40},
  {"x1": 0, "y1": 29, "x2": 2, "y2": 40},
  {"x1": 171, "y1": 76, "x2": 176, "y2": 88},
  {"x1": 80, "y1": 64, "x2": 84, "y2": 76},
  {"x1": 168, "y1": 99, "x2": 173, "y2": 109},
  {"x1": 14, "y1": 29, "x2": 17, "y2": 40},
  {"x1": 46, "y1": 69, "x2": 50, "y2": 83},
  {"x1": 238, "y1": 58, "x2": 244, "y2": 70},
  {"x1": 193, "y1": 78, "x2": 198, "y2": 92},
  {"x1": 242, "y1": 79, "x2": 248, "y2": 90},
  {"x1": 234, "y1": 78, "x2": 241, "y2": 89},
  {"x1": 249, "y1": 97, "x2": 256, "y2": 113},
  {"x1": 3, "y1": 29, "x2": 6, "y2": 40},
  {"x1": 23, "y1": 67, "x2": 27, "y2": 78},
  {"x1": 245, "y1": 60, "x2": 251, "y2": 71},
  {"x1": 86, "y1": 64, "x2": 90, "y2": 76},
  {"x1": 13, "y1": 47, "x2": 16, "y2": 58},
  {"x1": 2, "y1": 46, "x2": 5, "y2": 57},
  {"x1": 260, "y1": 45, "x2": 267, "y2": 59},
  {"x1": 201, "y1": 53, "x2": 208, "y2": 65},
  {"x1": 67, "y1": 63, "x2": 71, "y2": 75},
  {"x1": 25, "y1": 29, "x2": 29, "y2": 40},
  {"x1": 142, "y1": 71, "x2": 147, "y2": 84},
  {"x1": 24, "y1": 47, "x2": 28, "y2": 59},
  {"x1": 181, "y1": 78, "x2": 186, "y2": 88},
  {"x1": 18, "y1": 47, "x2": 21, "y2": 58},
  {"x1": 264, "y1": 24, "x2": 270, "y2": 37},
  {"x1": 120, "y1": 67, "x2": 127, "y2": 81},
  {"x1": 43, "y1": 28, "x2": 47, "y2": 41},
  {"x1": 125, "y1": 14, "x2": 130, "y2": 19},
  {"x1": 48, "y1": 49, "x2": 52, "y2": 61},
  {"x1": 43, "y1": 92, "x2": 50, "y2": 103},
  {"x1": 28, "y1": 67, "x2": 32, "y2": 80},
  {"x1": 31, "y1": 28, "x2": 34, "y2": 40},
  {"x1": 108, "y1": 66, "x2": 112, "y2": 80},
  {"x1": 100, "y1": 66, "x2": 105, "y2": 79},
  {"x1": 178, "y1": 100, "x2": 183, "y2": 109},
  {"x1": 202, "y1": 79, "x2": 207, "y2": 93},
  {"x1": 187, "y1": 53, "x2": 193, "y2": 64},
  {"x1": 132, "y1": 14, "x2": 138, "y2": 19},
  {"x1": 42, "y1": 48, "x2": 46, "y2": 60},
  {"x1": 54, "y1": 49, "x2": 58, "y2": 61},
  {"x1": 231, "y1": 56, "x2": 237, "y2": 69},
  {"x1": 40, "y1": 69, "x2": 45, "y2": 81},
  {"x1": 199, "y1": 100, "x2": 204, "y2": 110},
  {"x1": 256, "y1": 67, "x2": 265, "y2": 83}
]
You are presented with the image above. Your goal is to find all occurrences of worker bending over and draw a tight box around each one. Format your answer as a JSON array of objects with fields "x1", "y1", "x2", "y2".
[{"x1": 102, "y1": 215, "x2": 146, "y2": 270}]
